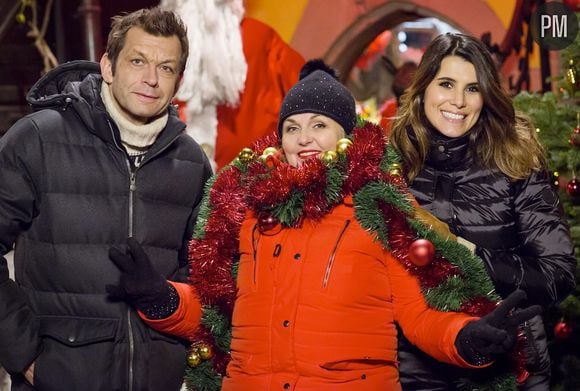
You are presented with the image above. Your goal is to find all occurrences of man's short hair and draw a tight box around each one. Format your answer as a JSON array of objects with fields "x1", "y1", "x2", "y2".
[{"x1": 106, "y1": 7, "x2": 188, "y2": 74}]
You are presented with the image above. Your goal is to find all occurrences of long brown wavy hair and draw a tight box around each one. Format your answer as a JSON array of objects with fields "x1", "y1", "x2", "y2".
[{"x1": 390, "y1": 33, "x2": 545, "y2": 181}]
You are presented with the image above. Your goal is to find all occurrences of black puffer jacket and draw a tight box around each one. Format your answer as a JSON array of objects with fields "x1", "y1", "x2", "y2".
[
  {"x1": 398, "y1": 128, "x2": 576, "y2": 390},
  {"x1": 0, "y1": 61, "x2": 212, "y2": 391}
]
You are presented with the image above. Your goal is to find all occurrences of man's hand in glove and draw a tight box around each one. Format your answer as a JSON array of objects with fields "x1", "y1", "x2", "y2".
[
  {"x1": 108, "y1": 238, "x2": 178, "y2": 319},
  {"x1": 455, "y1": 290, "x2": 542, "y2": 365},
  {"x1": 414, "y1": 207, "x2": 457, "y2": 241}
]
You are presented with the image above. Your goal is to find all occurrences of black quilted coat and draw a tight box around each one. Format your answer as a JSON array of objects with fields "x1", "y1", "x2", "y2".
[
  {"x1": 0, "y1": 61, "x2": 212, "y2": 391},
  {"x1": 398, "y1": 128, "x2": 577, "y2": 390}
]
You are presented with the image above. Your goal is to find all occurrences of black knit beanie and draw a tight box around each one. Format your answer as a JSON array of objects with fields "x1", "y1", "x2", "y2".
[{"x1": 277, "y1": 59, "x2": 356, "y2": 136}]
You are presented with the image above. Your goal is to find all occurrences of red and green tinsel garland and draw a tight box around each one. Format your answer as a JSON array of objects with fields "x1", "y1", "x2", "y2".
[{"x1": 184, "y1": 121, "x2": 527, "y2": 391}]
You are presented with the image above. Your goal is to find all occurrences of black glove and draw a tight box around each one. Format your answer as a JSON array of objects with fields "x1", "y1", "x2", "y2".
[
  {"x1": 455, "y1": 290, "x2": 542, "y2": 365},
  {"x1": 107, "y1": 238, "x2": 178, "y2": 319}
]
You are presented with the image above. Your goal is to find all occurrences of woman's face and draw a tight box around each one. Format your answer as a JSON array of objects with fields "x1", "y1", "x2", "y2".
[
  {"x1": 281, "y1": 113, "x2": 345, "y2": 167},
  {"x1": 423, "y1": 55, "x2": 483, "y2": 138}
]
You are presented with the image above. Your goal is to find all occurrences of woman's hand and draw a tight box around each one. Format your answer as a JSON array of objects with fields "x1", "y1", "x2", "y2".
[{"x1": 455, "y1": 290, "x2": 542, "y2": 365}]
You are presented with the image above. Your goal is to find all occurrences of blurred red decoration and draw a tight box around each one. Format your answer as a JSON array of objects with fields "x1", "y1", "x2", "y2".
[
  {"x1": 408, "y1": 239, "x2": 435, "y2": 266},
  {"x1": 172, "y1": 98, "x2": 188, "y2": 122},
  {"x1": 569, "y1": 126, "x2": 580, "y2": 147},
  {"x1": 566, "y1": 178, "x2": 580, "y2": 197},
  {"x1": 517, "y1": 369, "x2": 530, "y2": 384},
  {"x1": 554, "y1": 320, "x2": 573, "y2": 339},
  {"x1": 354, "y1": 31, "x2": 391, "y2": 71},
  {"x1": 563, "y1": 0, "x2": 580, "y2": 11}
]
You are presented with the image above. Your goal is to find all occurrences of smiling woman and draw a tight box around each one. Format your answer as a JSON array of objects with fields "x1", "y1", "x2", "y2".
[
  {"x1": 390, "y1": 33, "x2": 576, "y2": 390},
  {"x1": 423, "y1": 56, "x2": 483, "y2": 138},
  {"x1": 276, "y1": 60, "x2": 356, "y2": 166},
  {"x1": 280, "y1": 113, "x2": 346, "y2": 167},
  {"x1": 137, "y1": 58, "x2": 545, "y2": 391}
]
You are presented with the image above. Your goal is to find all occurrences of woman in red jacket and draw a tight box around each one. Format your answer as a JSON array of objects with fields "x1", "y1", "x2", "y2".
[{"x1": 109, "y1": 60, "x2": 540, "y2": 391}]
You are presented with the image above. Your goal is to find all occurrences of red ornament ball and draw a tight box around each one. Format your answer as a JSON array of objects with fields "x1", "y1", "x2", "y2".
[
  {"x1": 554, "y1": 320, "x2": 573, "y2": 339},
  {"x1": 408, "y1": 239, "x2": 435, "y2": 266},
  {"x1": 258, "y1": 213, "x2": 278, "y2": 232},
  {"x1": 567, "y1": 178, "x2": 580, "y2": 197}
]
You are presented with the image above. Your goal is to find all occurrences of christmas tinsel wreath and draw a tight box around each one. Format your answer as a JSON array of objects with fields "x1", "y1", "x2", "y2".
[{"x1": 184, "y1": 120, "x2": 527, "y2": 391}]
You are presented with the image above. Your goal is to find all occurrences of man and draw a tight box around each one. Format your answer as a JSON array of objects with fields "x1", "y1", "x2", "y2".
[{"x1": 0, "y1": 7, "x2": 211, "y2": 390}]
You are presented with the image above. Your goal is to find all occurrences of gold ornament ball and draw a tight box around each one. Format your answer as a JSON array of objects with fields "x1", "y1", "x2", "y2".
[
  {"x1": 336, "y1": 138, "x2": 353, "y2": 154},
  {"x1": 198, "y1": 344, "x2": 214, "y2": 360},
  {"x1": 262, "y1": 147, "x2": 278, "y2": 156},
  {"x1": 238, "y1": 148, "x2": 255, "y2": 163},
  {"x1": 16, "y1": 13, "x2": 26, "y2": 24},
  {"x1": 388, "y1": 163, "x2": 402, "y2": 176},
  {"x1": 321, "y1": 150, "x2": 338, "y2": 164},
  {"x1": 187, "y1": 351, "x2": 202, "y2": 367},
  {"x1": 260, "y1": 147, "x2": 278, "y2": 160}
]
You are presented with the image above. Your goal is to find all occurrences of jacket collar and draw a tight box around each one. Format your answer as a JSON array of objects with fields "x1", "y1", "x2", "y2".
[{"x1": 424, "y1": 126, "x2": 472, "y2": 171}]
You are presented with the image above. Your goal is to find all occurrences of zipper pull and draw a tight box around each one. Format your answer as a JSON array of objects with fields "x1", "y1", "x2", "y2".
[{"x1": 130, "y1": 173, "x2": 136, "y2": 191}]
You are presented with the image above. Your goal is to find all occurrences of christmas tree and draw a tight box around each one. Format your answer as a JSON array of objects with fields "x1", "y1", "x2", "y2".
[{"x1": 513, "y1": 35, "x2": 580, "y2": 390}]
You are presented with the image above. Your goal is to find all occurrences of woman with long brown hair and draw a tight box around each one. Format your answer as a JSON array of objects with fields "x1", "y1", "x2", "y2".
[{"x1": 390, "y1": 32, "x2": 576, "y2": 390}]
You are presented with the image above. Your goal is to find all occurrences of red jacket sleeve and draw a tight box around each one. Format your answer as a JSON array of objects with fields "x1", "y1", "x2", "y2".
[
  {"x1": 385, "y1": 251, "x2": 489, "y2": 368},
  {"x1": 139, "y1": 281, "x2": 202, "y2": 339}
]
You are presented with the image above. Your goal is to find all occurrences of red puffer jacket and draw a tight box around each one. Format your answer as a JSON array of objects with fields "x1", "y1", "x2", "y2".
[{"x1": 221, "y1": 196, "x2": 477, "y2": 390}]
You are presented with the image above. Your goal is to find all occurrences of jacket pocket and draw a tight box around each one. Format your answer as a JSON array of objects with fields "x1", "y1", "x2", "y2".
[
  {"x1": 33, "y1": 316, "x2": 118, "y2": 391},
  {"x1": 236, "y1": 257, "x2": 257, "y2": 293},
  {"x1": 36, "y1": 316, "x2": 118, "y2": 346},
  {"x1": 322, "y1": 219, "x2": 351, "y2": 288},
  {"x1": 146, "y1": 328, "x2": 187, "y2": 391},
  {"x1": 321, "y1": 357, "x2": 396, "y2": 371},
  {"x1": 237, "y1": 224, "x2": 259, "y2": 293},
  {"x1": 147, "y1": 327, "x2": 183, "y2": 344}
]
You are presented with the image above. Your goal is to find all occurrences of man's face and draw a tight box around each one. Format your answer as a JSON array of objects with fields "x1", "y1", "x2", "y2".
[{"x1": 100, "y1": 27, "x2": 182, "y2": 125}]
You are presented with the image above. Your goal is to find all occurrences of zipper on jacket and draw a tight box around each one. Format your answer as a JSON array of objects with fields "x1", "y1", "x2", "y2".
[
  {"x1": 128, "y1": 172, "x2": 136, "y2": 237},
  {"x1": 127, "y1": 307, "x2": 134, "y2": 391},
  {"x1": 107, "y1": 118, "x2": 182, "y2": 391},
  {"x1": 107, "y1": 119, "x2": 136, "y2": 391},
  {"x1": 138, "y1": 132, "x2": 182, "y2": 167},
  {"x1": 323, "y1": 219, "x2": 351, "y2": 288},
  {"x1": 107, "y1": 119, "x2": 137, "y2": 237},
  {"x1": 251, "y1": 224, "x2": 260, "y2": 284}
]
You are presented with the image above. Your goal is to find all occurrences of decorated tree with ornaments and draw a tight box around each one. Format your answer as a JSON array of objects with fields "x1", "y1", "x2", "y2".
[{"x1": 513, "y1": 35, "x2": 580, "y2": 390}]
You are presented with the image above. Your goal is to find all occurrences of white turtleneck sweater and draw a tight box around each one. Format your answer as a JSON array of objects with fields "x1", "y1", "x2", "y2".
[{"x1": 100, "y1": 81, "x2": 168, "y2": 167}]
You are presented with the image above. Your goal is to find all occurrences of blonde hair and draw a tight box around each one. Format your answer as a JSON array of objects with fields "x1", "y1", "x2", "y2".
[{"x1": 390, "y1": 33, "x2": 546, "y2": 181}]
